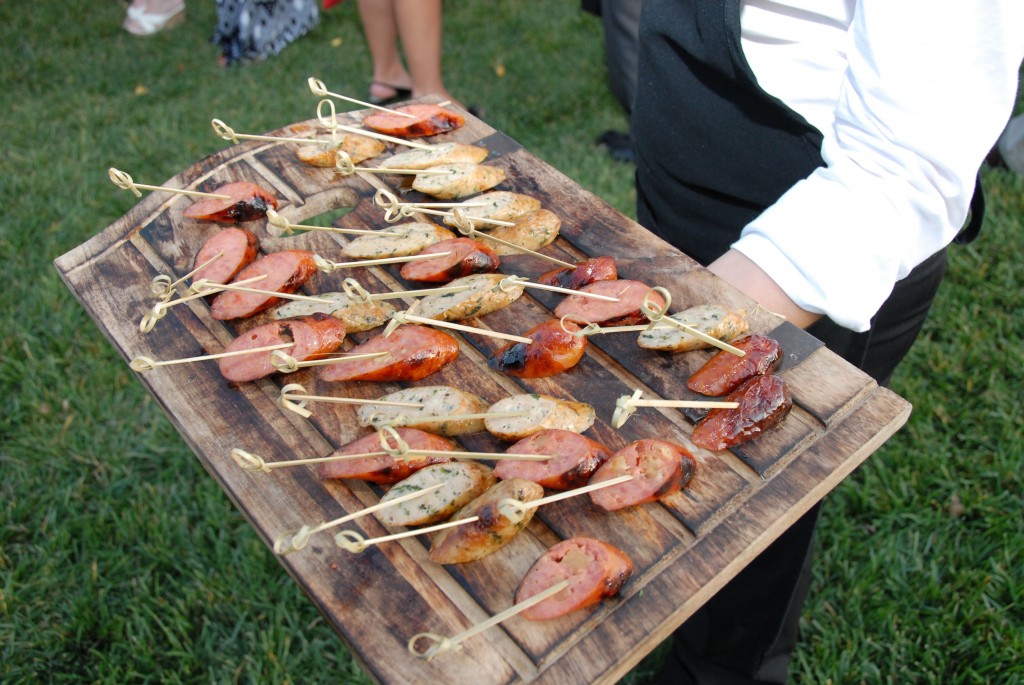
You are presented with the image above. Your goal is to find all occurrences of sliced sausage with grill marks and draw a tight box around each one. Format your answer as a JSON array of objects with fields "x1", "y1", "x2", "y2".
[
  {"x1": 690, "y1": 374, "x2": 792, "y2": 451},
  {"x1": 554, "y1": 280, "x2": 665, "y2": 327},
  {"x1": 687, "y1": 334, "x2": 783, "y2": 397},
  {"x1": 485, "y1": 208, "x2": 561, "y2": 256},
  {"x1": 362, "y1": 103, "x2": 464, "y2": 138},
  {"x1": 192, "y1": 227, "x2": 259, "y2": 286},
  {"x1": 428, "y1": 478, "x2": 544, "y2": 564},
  {"x1": 398, "y1": 238, "x2": 499, "y2": 283},
  {"x1": 320, "y1": 324, "x2": 459, "y2": 383},
  {"x1": 589, "y1": 439, "x2": 696, "y2": 512},
  {"x1": 210, "y1": 250, "x2": 317, "y2": 320},
  {"x1": 183, "y1": 181, "x2": 277, "y2": 223},
  {"x1": 637, "y1": 304, "x2": 749, "y2": 353},
  {"x1": 493, "y1": 429, "x2": 611, "y2": 490},
  {"x1": 488, "y1": 319, "x2": 587, "y2": 378},
  {"x1": 515, "y1": 537, "x2": 634, "y2": 621},
  {"x1": 318, "y1": 427, "x2": 455, "y2": 484},
  {"x1": 217, "y1": 314, "x2": 346, "y2": 383}
]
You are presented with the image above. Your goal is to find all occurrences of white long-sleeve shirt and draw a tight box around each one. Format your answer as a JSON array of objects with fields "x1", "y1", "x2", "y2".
[{"x1": 735, "y1": 1, "x2": 1024, "y2": 331}]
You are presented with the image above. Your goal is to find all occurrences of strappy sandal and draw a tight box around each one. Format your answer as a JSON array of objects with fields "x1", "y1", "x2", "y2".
[
  {"x1": 123, "y1": 1, "x2": 186, "y2": 36},
  {"x1": 368, "y1": 81, "x2": 412, "y2": 106}
]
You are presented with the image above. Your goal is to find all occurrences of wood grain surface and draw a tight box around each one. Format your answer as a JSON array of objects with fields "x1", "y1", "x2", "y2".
[{"x1": 55, "y1": 101, "x2": 910, "y2": 684}]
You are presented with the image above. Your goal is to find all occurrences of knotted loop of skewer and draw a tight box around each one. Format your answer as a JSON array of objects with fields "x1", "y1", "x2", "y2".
[
  {"x1": 640, "y1": 286, "x2": 673, "y2": 323},
  {"x1": 496, "y1": 275, "x2": 527, "y2": 294},
  {"x1": 138, "y1": 300, "x2": 171, "y2": 334},
  {"x1": 558, "y1": 314, "x2": 601, "y2": 338},
  {"x1": 640, "y1": 286, "x2": 746, "y2": 357},
  {"x1": 377, "y1": 425, "x2": 411, "y2": 458},
  {"x1": 316, "y1": 98, "x2": 431, "y2": 150},
  {"x1": 128, "y1": 355, "x2": 159, "y2": 372},
  {"x1": 334, "y1": 529, "x2": 370, "y2": 554},
  {"x1": 231, "y1": 448, "x2": 271, "y2": 473},
  {"x1": 150, "y1": 275, "x2": 175, "y2": 300},
  {"x1": 269, "y1": 350, "x2": 300, "y2": 373},
  {"x1": 612, "y1": 389, "x2": 645, "y2": 429},
  {"x1": 265, "y1": 207, "x2": 298, "y2": 237},
  {"x1": 278, "y1": 383, "x2": 313, "y2": 418},
  {"x1": 211, "y1": 118, "x2": 241, "y2": 143},
  {"x1": 341, "y1": 277, "x2": 372, "y2": 303},
  {"x1": 408, "y1": 579, "x2": 571, "y2": 660}
]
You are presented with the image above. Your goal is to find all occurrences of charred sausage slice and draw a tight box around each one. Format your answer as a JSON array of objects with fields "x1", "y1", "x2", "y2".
[
  {"x1": 210, "y1": 250, "x2": 317, "y2": 320},
  {"x1": 687, "y1": 334, "x2": 783, "y2": 397},
  {"x1": 318, "y1": 427, "x2": 455, "y2": 484},
  {"x1": 378, "y1": 462, "x2": 496, "y2": 527},
  {"x1": 428, "y1": 478, "x2": 544, "y2": 564},
  {"x1": 690, "y1": 374, "x2": 793, "y2": 450},
  {"x1": 515, "y1": 537, "x2": 634, "y2": 620},
  {"x1": 319, "y1": 325, "x2": 459, "y2": 383},
  {"x1": 493, "y1": 429, "x2": 611, "y2": 490},
  {"x1": 489, "y1": 319, "x2": 587, "y2": 378},
  {"x1": 183, "y1": 181, "x2": 277, "y2": 223},
  {"x1": 192, "y1": 227, "x2": 259, "y2": 286},
  {"x1": 217, "y1": 314, "x2": 346, "y2": 383},
  {"x1": 589, "y1": 439, "x2": 696, "y2": 511},
  {"x1": 398, "y1": 238, "x2": 500, "y2": 283},
  {"x1": 537, "y1": 256, "x2": 618, "y2": 291},
  {"x1": 362, "y1": 103, "x2": 464, "y2": 138},
  {"x1": 554, "y1": 280, "x2": 665, "y2": 327}
]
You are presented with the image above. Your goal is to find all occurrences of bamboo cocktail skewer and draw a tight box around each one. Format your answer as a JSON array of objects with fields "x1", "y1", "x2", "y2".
[
  {"x1": 129, "y1": 342, "x2": 295, "y2": 373},
  {"x1": 138, "y1": 273, "x2": 268, "y2": 333},
  {"x1": 611, "y1": 389, "x2": 739, "y2": 429},
  {"x1": 312, "y1": 251, "x2": 454, "y2": 274},
  {"x1": 265, "y1": 207, "x2": 403, "y2": 238},
  {"x1": 373, "y1": 189, "x2": 509, "y2": 226},
  {"x1": 316, "y1": 99, "x2": 432, "y2": 150},
  {"x1": 278, "y1": 383, "x2": 422, "y2": 419},
  {"x1": 108, "y1": 168, "x2": 231, "y2": 200},
  {"x1": 210, "y1": 118, "x2": 339, "y2": 147},
  {"x1": 307, "y1": 76, "x2": 416, "y2": 118}
]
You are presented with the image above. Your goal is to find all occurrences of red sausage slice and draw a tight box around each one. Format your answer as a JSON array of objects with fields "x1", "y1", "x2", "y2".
[
  {"x1": 515, "y1": 537, "x2": 634, "y2": 621},
  {"x1": 183, "y1": 181, "x2": 278, "y2": 222},
  {"x1": 493, "y1": 428, "x2": 611, "y2": 490},
  {"x1": 217, "y1": 314, "x2": 346, "y2": 383},
  {"x1": 398, "y1": 238, "x2": 500, "y2": 283},
  {"x1": 318, "y1": 428, "x2": 455, "y2": 483},
  {"x1": 536, "y1": 256, "x2": 618, "y2": 291},
  {"x1": 210, "y1": 250, "x2": 317, "y2": 320},
  {"x1": 192, "y1": 227, "x2": 259, "y2": 285},
  {"x1": 362, "y1": 104, "x2": 464, "y2": 138},
  {"x1": 589, "y1": 439, "x2": 696, "y2": 511},
  {"x1": 489, "y1": 319, "x2": 587, "y2": 378},
  {"x1": 687, "y1": 334, "x2": 783, "y2": 397},
  {"x1": 690, "y1": 374, "x2": 793, "y2": 450},
  {"x1": 553, "y1": 280, "x2": 665, "y2": 327},
  {"x1": 319, "y1": 325, "x2": 460, "y2": 383}
]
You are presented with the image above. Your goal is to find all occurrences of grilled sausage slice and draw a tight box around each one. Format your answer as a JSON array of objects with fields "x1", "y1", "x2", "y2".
[
  {"x1": 441, "y1": 191, "x2": 542, "y2": 227},
  {"x1": 489, "y1": 319, "x2": 587, "y2": 378},
  {"x1": 687, "y1": 334, "x2": 783, "y2": 397},
  {"x1": 637, "y1": 304, "x2": 749, "y2": 353},
  {"x1": 271, "y1": 291, "x2": 395, "y2": 332},
  {"x1": 362, "y1": 104, "x2": 464, "y2": 138},
  {"x1": 690, "y1": 374, "x2": 793, "y2": 450},
  {"x1": 320, "y1": 325, "x2": 459, "y2": 383},
  {"x1": 378, "y1": 462, "x2": 496, "y2": 527},
  {"x1": 485, "y1": 208, "x2": 561, "y2": 256},
  {"x1": 296, "y1": 132, "x2": 386, "y2": 167},
  {"x1": 428, "y1": 478, "x2": 544, "y2": 564},
  {"x1": 537, "y1": 256, "x2": 618, "y2": 291},
  {"x1": 554, "y1": 280, "x2": 665, "y2": 327},
  {"x1": 192, "y1": 227, "x2": 259, "y2": 286},
  {"x1": 356, "y1": 385, "x2": 490, "y2": 436},
  {"x1": 484, "y1": 393, "x2": 596, "y2": 441},
  {"x1": 411, "y1": 163, "x2": 506, "y2": 200},
  {"x1": 493, "y1": 429, "x2": 611, "y2": 490},
  {"x1": 398, "y1": 238, "x2": 500, "y2": 283},
  {"x1": 183, "y1": 181, "x2": 277, "y2": 223},
  {"x1": 384, "y1": 142, "x2": 488, "y2": 170},
  {"x1": 341, "y1": 222, "x2": 455, "y2": 260},
  {"x1": 415, "y1": 273, "x2": 524, "y2": 322},
  {"x1": 515, "y1": 537, "x2": 634, "y2": 621},
  {"x1": 210, "y1": 250, "x2": 317, "y2": 320},
  {"x1": 318, "y1": 427, "x2": 455, "y2": 483},
  {"x1": 217, "y1": 314, "x2": 346, "y2": 383},
  {"x1": 589, "y1": 439, "x2": 696, "y2": 511}
]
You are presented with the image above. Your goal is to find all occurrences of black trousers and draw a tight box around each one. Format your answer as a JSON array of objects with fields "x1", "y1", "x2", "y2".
[{"x1": 655, "y1": 248, "x2": 948, "y2": 684}]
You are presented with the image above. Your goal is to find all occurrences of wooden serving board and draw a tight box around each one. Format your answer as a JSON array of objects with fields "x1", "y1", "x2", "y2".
[{"x1": 55, "y1": 103, "x2": 910, "y2": 684}]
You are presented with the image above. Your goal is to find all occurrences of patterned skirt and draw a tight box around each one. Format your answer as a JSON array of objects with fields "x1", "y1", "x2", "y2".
[{"x1": 214, "y1": 0, "x2": 319, "y2": 65}]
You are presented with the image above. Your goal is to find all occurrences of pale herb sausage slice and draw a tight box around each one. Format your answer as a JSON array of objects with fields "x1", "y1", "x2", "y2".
[{"x1": 378, "y1": 462, "x2": 496, "y2": 527}]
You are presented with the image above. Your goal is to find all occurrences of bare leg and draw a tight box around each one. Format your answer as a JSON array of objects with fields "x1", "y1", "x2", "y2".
[
  {"x1": 392, "y1": 0, "x2": 453, "y2": 101},
  {"x1": 358, "y1": 0, "x2": 413, "y2": 99}
]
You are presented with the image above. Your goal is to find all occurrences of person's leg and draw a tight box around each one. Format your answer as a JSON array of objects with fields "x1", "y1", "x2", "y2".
[
  {"x1": 357, "y1": 0, "x2": 412, "y2": 100},
  {"x1": 392, "y1": 0, "x2": 452, "y2": 101}
]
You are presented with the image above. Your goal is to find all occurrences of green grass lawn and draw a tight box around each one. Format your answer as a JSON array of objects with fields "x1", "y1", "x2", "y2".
[{"x1": 1, "y1": 2, "x2": 1021, "y2": 683}]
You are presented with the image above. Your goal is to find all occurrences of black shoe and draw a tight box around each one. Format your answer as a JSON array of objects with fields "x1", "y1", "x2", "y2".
[
  {"x1": 596, "y1": 129, "x2": 635, "y2": 163},
  {"x1": 368, "y1": 81, "x2": 412, "y2": 106}
]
